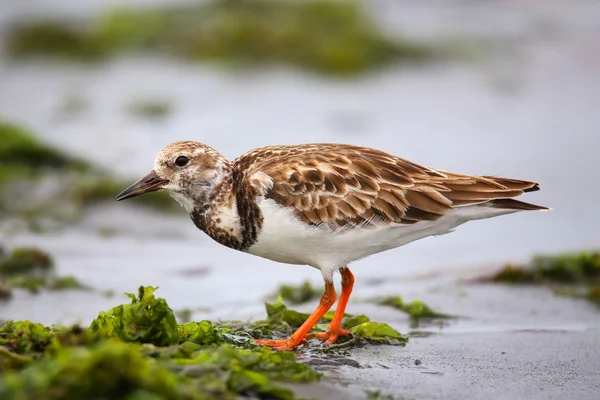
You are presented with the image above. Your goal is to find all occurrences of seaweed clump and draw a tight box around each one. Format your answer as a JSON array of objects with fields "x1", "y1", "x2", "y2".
[
  {"x1": 0, "y1": 287, "x2": 321, "y2": 399},
  {"x1": 0, "y1": 246, "x2": 89, "y2": 295},
  {"x1": 0, "y1": 121, "x2": 88, "y2": 186},
  {"x1": 6, "y1": 0, "x2": 433, "y2": 76},
  {"x1": 90, "y1": 286, "x2": 179, "y2": 346},
  {"x1": 382, "y1": 296, "x2": 450, "y2": 318},
  {"x1": 0, "y1": 247, "x2": 54, "y2": 276},
  {"x1": 0, "y1": 286, "x2": 410, "y2": 398},
  {"x1": 127, "y1": 100, "x2": 172, "y2": 120},
  {"x1": 275, "y1": 280, "x2": 323, "y2": 305},
  {"x1": 489, "y1": 251, "x2": 600, "y2": 285},
  {"x1": 0, "y1": 341, "x2": 191, "y2": 400},
  {"x1": 373, "y1": 295, "x2": 454, "y2": 327},
  {"x1": 485, "y1": 251, "x2": 600, "y2": 307},
  {"x1": 0, "y1": 321, "x2": 52, "y2": 354}
]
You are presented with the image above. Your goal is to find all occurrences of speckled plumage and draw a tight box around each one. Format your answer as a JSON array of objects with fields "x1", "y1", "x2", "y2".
[{"x1": 234, "y1": 143, "x2": 545, "y2": 229}]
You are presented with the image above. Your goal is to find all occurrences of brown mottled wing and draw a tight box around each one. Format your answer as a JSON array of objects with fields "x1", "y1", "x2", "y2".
[{"x1": 235, "y1": 144, "x2": 546, "y2": 228}]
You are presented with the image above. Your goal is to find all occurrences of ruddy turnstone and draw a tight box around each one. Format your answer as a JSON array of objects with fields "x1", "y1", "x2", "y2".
[{"x1": 115, "y1": 141, "x2": 548, "y2": 350}]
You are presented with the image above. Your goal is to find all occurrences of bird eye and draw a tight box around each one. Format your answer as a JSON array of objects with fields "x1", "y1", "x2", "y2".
[{"x1": 175, "y1": 156, "x2": 190, "y2": 167}]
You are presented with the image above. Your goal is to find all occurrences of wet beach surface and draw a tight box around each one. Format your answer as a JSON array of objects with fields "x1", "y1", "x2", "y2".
[{"x1": 1, "y1": 0, "x2": 600, "y2": 399}]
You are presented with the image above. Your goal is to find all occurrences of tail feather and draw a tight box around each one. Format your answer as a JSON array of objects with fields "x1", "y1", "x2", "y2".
[
  {"x1": 481, "y1": 176, "x2": 541, "y2": 193},
  {"x1": 444, "y1": 175, "x2": 548, "y2": 211},
  {"x1": 489, "y1": 198, "x2": 549, "y2": 211}
]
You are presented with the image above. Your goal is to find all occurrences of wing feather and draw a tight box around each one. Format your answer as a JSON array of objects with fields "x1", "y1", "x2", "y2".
[{"x1": 234, "y1": 143, "x2": 546, "y2": 228}]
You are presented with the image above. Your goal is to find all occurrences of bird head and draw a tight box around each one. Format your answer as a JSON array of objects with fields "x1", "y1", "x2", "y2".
[{"x1": 115, "y1": 141, "x2": 227, "y2": 212}]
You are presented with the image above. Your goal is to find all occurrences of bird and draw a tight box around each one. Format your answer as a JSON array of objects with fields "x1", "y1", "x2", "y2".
[{"x1": 115, "y1": 141, "x2": 548, "y2": 351}]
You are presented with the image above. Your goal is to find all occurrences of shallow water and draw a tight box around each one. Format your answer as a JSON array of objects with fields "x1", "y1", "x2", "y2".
[{"x1": 1, "y1": 1, "x2": 599, "y2": 398}]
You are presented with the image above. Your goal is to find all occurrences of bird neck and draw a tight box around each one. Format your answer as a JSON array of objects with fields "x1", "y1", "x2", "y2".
[{"x1": 189, "y1": 165, "x2": 263, "y2": 251}]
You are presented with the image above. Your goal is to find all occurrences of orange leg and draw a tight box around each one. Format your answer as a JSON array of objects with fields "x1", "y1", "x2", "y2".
[
  {"x1": 254, "y1": 280, "x2": 336, "y2": 351},
  {"x1": 306, "y1": 268, "x2": 355, "y2": 345}
]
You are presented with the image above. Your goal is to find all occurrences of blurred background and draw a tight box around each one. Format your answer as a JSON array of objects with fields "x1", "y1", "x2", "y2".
[{"x1": 0, "y1": 0, "x2": 598, "y2": 340}]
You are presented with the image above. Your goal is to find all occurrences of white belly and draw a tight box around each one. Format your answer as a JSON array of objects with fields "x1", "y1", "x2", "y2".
[{"x1": 245, "y1": 198, "x2": 518, "y2": 275}]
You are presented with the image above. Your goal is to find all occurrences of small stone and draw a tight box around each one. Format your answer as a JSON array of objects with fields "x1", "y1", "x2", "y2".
[{"x1": 414, "y1": 359, "x2": 422, "y2": 366}]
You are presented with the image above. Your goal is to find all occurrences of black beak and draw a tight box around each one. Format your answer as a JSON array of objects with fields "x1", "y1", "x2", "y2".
[{"x1": 115, "y1": 170, "x2": 169, "y2": 201}]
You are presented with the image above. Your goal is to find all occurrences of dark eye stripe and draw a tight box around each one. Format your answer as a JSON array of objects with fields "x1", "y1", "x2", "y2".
[{"x1": 175, "y1": 156, "x2": 190, "y2": 167}]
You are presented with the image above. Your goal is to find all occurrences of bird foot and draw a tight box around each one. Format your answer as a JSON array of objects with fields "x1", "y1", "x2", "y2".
[
  {"x1": 253, "y1": 337, "x2": 306, "y2": 351},
  {"x1": 305, "y1": 329, "x2": 351, "y2": 345}
]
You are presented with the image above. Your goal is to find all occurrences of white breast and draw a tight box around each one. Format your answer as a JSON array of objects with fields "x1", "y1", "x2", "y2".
[{"x1": 246, "y1": 198, "x2": 519, "y2": 278}]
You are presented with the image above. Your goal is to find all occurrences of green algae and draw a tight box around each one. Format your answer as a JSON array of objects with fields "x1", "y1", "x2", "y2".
[
  {"x1": 349, "y1": 322, "x2": 406, "y2": 344},
  {"x1": 44, "y1": 325, "x2": 103, "y2": 356},
  {"x1": 0, "y1": 247, "x2": 53, "y2": 276},
  {"x1": 5, "y1": 0, "x2": 434, "y2": 76},
  {"x1": 0, "y1": 287, "x2": 411, "y2": 398},
  {"x1": 48, "y1": 275, "x2": 90, "y2": 291},
  {"x1": 0, "y1": 341, "x2": 186, "y2": 400},
  {"x1": 489, "y1": 251, "x2": 600, "y2": 285},
  {"x1": 0, "y1": 246, "x2": 89, "y2": 295},
  {"x1": 0, "y1": 347, "x2": 34, "y2": 371},
  {"x1": 485, "y1": 250, "x2": 600, "y2": 307},
  {"x1": 178, "y1": 321, "x2": 225, "y2": 346},
  {"x1": 321, "y1": 312, "x2": 370, "y2": 331},
  {"x1": 264, "y1": 295, "x2": 312, "y2": 329},
  {"x1": 0, "y1": 322, "x2": 101, "y2": 359},
  {"x1": 0, "y1": 287, "x2": 327, "y2": 399},
  {"x1": 531, "y1": 252, "x2": 600, "y2": 283},
  {"x1": 489, "y1": 264, "x2": 537, "y2": 284},
  {"x1": 366, "y1": 390, "x2": 396, "y2": 400},
  {"x1": 373, "y1": 296, "x2": 453, "y2": 321},
  {"x1": 275, "y1": 280, "x2": 323, "y2": 305},
  {"x1": 323, "y1": 320, "x2": 407, "y2": 350},
  {"x1": 8, "y1": 274, "x2": 89, "y2": 294},
  {"x1": 128, "y1": 100, "x2": 172, "y2": 120},
  {"x1": 169, "y1": 345, "x2": 320, "y2": 382},
  {"x1": 0, "y1": 321, "x2": 52, "y2": 354},
  {"x1": 0, "y1": 121, "x2": 88, "y2": 179},
  {"x1": 5, "y1": 21, "x2": 107, "y2": 62},
  {"x1": 90, "y1": 286, "x2": 179, "y2": 347},
  {"x1": 6, "y1": 276, "x2": 47, "y2": 294},
  {"x1": 227, "y1": 369, "x2": 293, "y2": 400}
]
